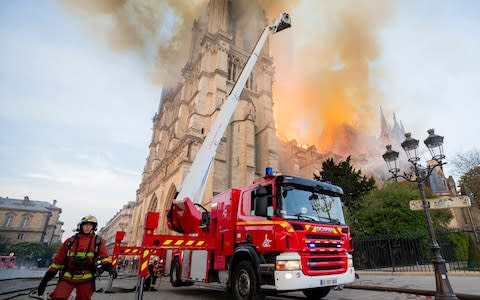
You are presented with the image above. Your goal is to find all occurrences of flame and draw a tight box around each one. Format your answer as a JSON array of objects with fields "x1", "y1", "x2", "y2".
[{"x1": 271, "y1": 0, "x2": 394, "y2": 156}]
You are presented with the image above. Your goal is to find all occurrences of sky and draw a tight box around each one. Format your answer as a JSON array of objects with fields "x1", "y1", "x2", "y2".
[{"x1": 1, "y1": 0, "x2": 479, "y2": 239}]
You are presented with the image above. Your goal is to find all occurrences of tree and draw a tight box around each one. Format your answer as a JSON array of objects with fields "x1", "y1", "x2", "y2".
[
  {"x1": 460, "y1": 166, "x2": 480, "y2": 201},
  {"x1": 0, "y1": 235, "x2": 11, "y2": 255},
  {"x1": 353, "y1": 181, "x2": 452, "y2": 237},
  {"x1": 451, "y1": 148, "x2": 480, "y2": 176},
  {"x1": 314, "y1": 156, "x2": 375, "y2": 212},
  {"x1": 10, "y1": 242, "x2": 47, "y2": 265}
]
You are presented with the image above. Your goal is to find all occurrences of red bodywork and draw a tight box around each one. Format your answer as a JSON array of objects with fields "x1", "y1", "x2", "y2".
[{"x1": 113, "y1": 175, "x2": 352, "y2": 281}]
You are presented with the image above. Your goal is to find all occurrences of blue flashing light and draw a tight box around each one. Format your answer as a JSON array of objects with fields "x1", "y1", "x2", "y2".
[
  {"x1": 309, "y1": 243, "x2": 316, "y2": 248},
  {"x1": 265, "y1": 167, "x2": 274, "y2": 176}
]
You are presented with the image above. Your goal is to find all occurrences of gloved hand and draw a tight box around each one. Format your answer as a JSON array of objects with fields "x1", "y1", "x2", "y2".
[{"x1": 38, "y1": 270, "x2": 57, "y2": 296}]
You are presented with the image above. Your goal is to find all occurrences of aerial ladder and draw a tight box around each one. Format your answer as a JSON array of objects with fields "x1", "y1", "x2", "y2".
[
  {"x1": 168, "y1": 13, "x2": 292, "y2": 234},
  {"x1": 112, "y1": 12, "x2": 292, "y2": 299}
]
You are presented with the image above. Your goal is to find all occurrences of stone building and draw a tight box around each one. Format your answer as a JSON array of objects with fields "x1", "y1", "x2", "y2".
[
  {"x1": 129, "y1": 0, "x2": 279, "y2": 245},
  {"x1": 0, "y1": 196, "x2": 63, "y2": 246},
  {"x1": 97, "y1": 201, "x2": 135, "y2": 254}
]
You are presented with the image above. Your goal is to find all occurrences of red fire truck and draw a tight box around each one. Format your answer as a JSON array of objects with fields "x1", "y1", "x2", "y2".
[{"x1": 113, "y1": 12, "x2": 355, "y2": 300}]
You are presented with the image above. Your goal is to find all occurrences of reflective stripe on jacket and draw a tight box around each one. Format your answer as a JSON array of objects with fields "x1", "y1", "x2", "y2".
[{"x1": 48, "y1": 232, "x2": 108, "y2": 283}]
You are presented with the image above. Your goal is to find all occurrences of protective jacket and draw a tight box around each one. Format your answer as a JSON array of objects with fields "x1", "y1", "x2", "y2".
[{"x1": 48, "y1": 232, "x2": 109, "y2": 283}]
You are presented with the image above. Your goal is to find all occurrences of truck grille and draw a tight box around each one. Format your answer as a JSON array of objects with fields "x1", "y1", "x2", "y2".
[{"x1": 302, "y1": 233, "x2": 348, "y2": 275}]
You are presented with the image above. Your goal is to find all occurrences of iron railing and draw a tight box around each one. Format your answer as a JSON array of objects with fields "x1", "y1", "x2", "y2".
[{"x1": 353, "y1": 230, "x2": 480, "y2": 272}]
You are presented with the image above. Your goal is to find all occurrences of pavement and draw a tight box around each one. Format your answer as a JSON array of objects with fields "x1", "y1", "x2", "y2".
[
  {"x1": 352, "y1": 271, "x2": 480, "y2": 298},
  {"x1": 1, "y1": 268, "x2": 479, "y2": 299}
]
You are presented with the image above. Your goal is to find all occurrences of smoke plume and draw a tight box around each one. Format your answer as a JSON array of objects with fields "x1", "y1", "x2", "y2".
[
  {"x1": 60, "y1": 0, "x2": 395, "y2": 159},
  {"x1": 59, "y1": 0, "x2": 208, "y2": 85}
]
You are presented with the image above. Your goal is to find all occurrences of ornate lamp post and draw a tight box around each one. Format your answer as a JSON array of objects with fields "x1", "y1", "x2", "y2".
[{"x1": 382, "y1": 129, "x2": 457, "y2": 300}]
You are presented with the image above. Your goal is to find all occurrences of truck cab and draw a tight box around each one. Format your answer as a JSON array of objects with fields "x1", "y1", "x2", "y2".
[{"x1": 208, "y1": 171, "x2": 355, "y2": 299}]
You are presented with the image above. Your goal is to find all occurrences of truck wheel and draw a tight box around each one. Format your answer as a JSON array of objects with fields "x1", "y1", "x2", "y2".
[
  {"x1": 170, "y1": 257, "x2": 182, "y2": 287},
  {"x1": 302, "y1": 287, "x2": 331, "y2": 299},
  {"x1": 232, "y1": 260, "x2": 260, "y2": 300}
]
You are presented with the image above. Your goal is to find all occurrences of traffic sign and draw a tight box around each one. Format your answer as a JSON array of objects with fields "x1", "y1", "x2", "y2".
[{"x1": 409, "y1": 196, "x2": 471, "y2": 211}]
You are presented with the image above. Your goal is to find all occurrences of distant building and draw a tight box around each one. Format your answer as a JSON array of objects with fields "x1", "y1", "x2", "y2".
[
  {"x1": 0, "y1": 196, "x2": 64, "y2": 246},
  {"x1": 97, "y1": 202, "x2": 135, "y2": 254}
]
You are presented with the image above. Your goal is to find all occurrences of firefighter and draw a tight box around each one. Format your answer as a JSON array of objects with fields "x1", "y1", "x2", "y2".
[
  {"x1": 144, "y1": 257, "x2": 160, "y2": 291},
  {"x1": 37, "y1": 215, "x2": 117, "y2": 300}
]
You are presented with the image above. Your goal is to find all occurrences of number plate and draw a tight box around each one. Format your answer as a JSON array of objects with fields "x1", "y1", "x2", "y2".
[{"x1": 319, "y1": 278, "x2": 337, "y2": 286}]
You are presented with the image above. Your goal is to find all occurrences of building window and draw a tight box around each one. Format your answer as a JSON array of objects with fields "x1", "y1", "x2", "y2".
[
  {"x1": 4, "y1": 215, "x2": 13, "y2": 227},
  {"x1": 17, "y1": 233, "x2": 24, "y2": 240},
  {"x1": 21, "y1": 216, "x2": 30, "y2": 228}
]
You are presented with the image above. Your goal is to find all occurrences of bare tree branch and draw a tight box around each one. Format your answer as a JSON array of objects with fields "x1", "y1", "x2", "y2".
[{"x1": 451, "y1": 148, "x2": 480, "y2": 176}]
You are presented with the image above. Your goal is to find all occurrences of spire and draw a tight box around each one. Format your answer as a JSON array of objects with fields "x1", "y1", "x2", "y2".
[
  {"x1": 379, "y1": 106, "x2": 390, "y2": 140},
  {"x1": 391, "y1": 112, "x2": 405, "y2": 145}
]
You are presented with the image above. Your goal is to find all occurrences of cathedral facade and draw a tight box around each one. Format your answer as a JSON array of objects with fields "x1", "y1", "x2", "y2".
[{"x1": 130, "y1": 0, "x2": 279, "y2": 244}]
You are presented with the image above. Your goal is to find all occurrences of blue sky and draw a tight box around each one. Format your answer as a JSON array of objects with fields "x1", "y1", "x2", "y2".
[
  {"x1": 0, "y1": 1, "x2": 162, "y2": 235},
  {"x1": 1, "y1": 0, "x2": 480, "y2": 238}
]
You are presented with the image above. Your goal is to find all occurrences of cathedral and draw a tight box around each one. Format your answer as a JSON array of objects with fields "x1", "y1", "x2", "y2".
[{"x1": 130, "y1": 0, "x2": 279, "y2": 244}]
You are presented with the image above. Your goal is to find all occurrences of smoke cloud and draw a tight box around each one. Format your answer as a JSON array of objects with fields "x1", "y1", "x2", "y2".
[
  {"x1": 59, "y1": 0, "x2": 208, "y2": 85},
  {"x1": 60, "y1": 0, "x2": 395, "y2": 159}
]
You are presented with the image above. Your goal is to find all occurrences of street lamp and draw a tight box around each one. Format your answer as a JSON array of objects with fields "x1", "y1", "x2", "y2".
[{"x1": 382, "y1": 129, "x2": 458, "y2": 300}]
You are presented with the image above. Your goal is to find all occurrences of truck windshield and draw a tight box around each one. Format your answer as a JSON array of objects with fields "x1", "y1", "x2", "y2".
[{"x1": 278, "y1": 185, "x2": 346, "y2": 225}]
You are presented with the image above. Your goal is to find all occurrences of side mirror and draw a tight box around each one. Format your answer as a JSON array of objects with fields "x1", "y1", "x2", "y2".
[{"x1": 254, "y1": 196, "x2": 268, "y2": 217}]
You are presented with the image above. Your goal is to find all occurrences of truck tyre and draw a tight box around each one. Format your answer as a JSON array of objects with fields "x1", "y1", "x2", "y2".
[
  {"x1": 170, "y1": 257, "x2": 182, "y2": 287},
  {"x1": 302, "y1": 287, "x2": 331, "y2": 299},
  {"x1": 232, "y1": 260, "x2": 262, "y2": 300}
]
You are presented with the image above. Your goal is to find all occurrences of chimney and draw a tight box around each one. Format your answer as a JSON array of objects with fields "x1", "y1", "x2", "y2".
[{"x1": 53, "y1": 200, "x2": 57, "y2": 206}]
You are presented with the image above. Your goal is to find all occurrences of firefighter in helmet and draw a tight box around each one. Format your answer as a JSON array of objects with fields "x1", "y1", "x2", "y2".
[
  {"x1": 144, "y1": 257, "x2": 161, "y2": 291},
  {"x1": 37, "y1": 215, "x2": 117, "y2": 300}
]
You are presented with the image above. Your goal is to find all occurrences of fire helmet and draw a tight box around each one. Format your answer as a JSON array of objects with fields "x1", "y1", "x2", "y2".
[{"x1": 80, "y1": 215, "x2": 98, "y2": 231}]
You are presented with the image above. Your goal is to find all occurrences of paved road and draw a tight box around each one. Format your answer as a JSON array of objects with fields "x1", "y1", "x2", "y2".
[
  {"x1": 4, "y1": 276, "x2": 433, "y2": 300},
  {"x1": 2, "y1": 268, "x2": 479, "y2": 299}
]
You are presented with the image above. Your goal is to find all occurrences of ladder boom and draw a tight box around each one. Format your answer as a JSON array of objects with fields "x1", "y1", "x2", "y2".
[{"x1": 175, "y1": 13, "x2": 291, "y2": 206}]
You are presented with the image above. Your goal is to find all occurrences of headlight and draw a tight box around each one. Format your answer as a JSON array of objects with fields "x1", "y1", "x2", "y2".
[
  {"x1": 347, "y1": 257, "x2": 353, "y2": 268},
  {"x1": 276, "y1": 260, "x2": 301, "y2": 271}
]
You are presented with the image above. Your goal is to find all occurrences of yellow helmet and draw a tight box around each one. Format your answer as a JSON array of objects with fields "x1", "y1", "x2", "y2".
[{"x1": 80, "y1": 215, "x2": 98, "y2": 231}]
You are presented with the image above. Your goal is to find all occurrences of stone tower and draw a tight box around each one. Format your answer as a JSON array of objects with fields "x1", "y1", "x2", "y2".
[{"x1": 130, "y1": 0, "x2": 279, "y2": 244}]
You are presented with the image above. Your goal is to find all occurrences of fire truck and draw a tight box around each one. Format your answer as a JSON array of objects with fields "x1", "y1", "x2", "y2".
[{"x1": 113, "y1": 12, "x2": 355, "y2": 300}]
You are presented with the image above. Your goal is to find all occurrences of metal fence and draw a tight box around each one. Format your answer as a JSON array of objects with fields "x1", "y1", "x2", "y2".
[{"x1": 352, "y1": 230, "x2": 480, "y2": 272}]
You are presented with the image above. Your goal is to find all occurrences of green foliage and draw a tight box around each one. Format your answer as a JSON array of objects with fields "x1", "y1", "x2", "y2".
[
  {"x1": 460, "y1": 166, "x2": 480, "y2": 201},
  {"x1": 0, "y1": 234, "x2": 11, "y2": 255},
  {"x1": 351, "y1": 181, "x2": 453, "y2": 237},
  {"x1": 352, "y1": 181, "x2": 422, "y2": 236},
  {"x1": 468, "y1": 235, "x2": 480, "y2": 268},
  {"x1": 447, "y1": 232, "x2": 469, "y2": 261},
  {"x1": 10, "y1": 242, "x2": 47, "y2": 261},
  {"x1": 314, "y1": 156, "x2": 375, "y2": 212}
]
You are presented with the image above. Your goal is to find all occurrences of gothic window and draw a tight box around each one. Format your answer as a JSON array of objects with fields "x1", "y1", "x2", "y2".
[
  {"x1": 4, "y1": 214, "x2": 14, "y2": 227},
  {"x1": 17, "y1": 233, "x2": 24, "y2": 240},
  {"x1": 228, "y1": 55, "x2": 243, "y2": 82},
  {"x1": 148, "y1": 195, "x2": 158, "y2": 212},
  {"x1": 228, "y1": 55, "x2": 256, "y2": 92},
  {"x1": 21, "y1": 216, "x2": 30, "y2": 228}
]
